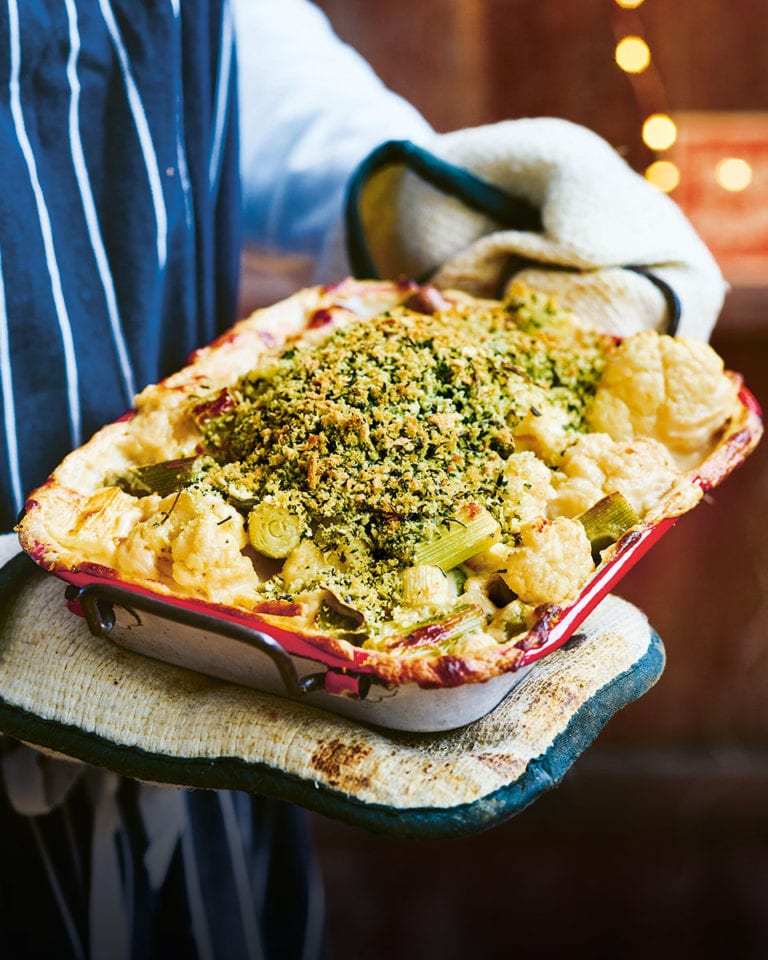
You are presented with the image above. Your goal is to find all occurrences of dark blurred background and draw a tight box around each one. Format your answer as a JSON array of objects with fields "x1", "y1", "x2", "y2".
[{"x1": 245, "y1": 2, "x2": 768, "y2": 956}]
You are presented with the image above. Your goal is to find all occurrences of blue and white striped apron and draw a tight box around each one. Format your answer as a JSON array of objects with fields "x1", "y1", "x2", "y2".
[
  {"x1": 0, "y1": 3, "x2": 324, "y2": 957},
  {"x1": 0, "y1": 0, "x2": 241, "y2": 526}
]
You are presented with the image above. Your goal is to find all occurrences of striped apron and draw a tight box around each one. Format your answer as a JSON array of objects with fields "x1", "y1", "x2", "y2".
[{"x1": 0, "y1": 2, "x2": 324, "y2": 957}]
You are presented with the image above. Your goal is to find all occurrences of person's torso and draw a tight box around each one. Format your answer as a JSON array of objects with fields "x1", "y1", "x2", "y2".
[{"x1": 0, "y1": 0, "x2": 240, "y2": 528}]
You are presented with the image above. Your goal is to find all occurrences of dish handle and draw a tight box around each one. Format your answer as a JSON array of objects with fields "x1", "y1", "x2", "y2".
[{"x1": 63, "y1": 581, "x2": 372, "y2": 702}]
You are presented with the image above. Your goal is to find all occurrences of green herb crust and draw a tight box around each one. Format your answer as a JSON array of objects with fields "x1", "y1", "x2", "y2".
[{"x1": 182, "y1": 289, "x2": 612, "y2": 626}]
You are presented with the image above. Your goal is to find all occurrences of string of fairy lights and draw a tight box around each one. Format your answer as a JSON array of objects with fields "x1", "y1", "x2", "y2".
[{"x1": 612, "y1": 0, "x2": 752, "y2": 194}]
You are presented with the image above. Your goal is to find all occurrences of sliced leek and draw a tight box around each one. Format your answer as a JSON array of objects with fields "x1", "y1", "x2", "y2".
[
  {"x1": 247, "y1": 502, "x2": 305, "y2": 558},
  {"x1": 400, "y1": 604, "x2": 486, "y2": 651},
  {"x1": 490, "y1": 599, "x2": 531, "y2": 640},
  {"x1": 413, "y1": 505, "x2": 500, "y2": 570},
  {"x1": 116, "y1": 457, "x2": 199, "y2": 497},
  {"x1": 578, "y1": 491, "x2": 639, "y2": 560}
]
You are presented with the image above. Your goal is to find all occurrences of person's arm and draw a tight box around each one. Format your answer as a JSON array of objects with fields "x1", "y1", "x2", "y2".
[{"x1": 232, "y1": 0, "x2": 432, "y2": 272}]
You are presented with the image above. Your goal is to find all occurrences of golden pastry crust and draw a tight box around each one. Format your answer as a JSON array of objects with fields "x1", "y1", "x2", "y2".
[{"x1": 17, "y1": 280, "x2": 761, "y2": 688}]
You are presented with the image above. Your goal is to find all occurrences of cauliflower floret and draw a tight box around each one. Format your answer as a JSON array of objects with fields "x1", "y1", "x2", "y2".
[
  {"x1": 461, "y1": 572, "x2": 505, "y2": 617},
  {"x1": 549, "y1": 433, "x2": 688, "y2": 519},
  {"x1": 464, "y1": 541, "x2": 516, "y2": 575},
  {"x1": 511, "y1": 403, "x2": 573, "y2": 465},
  {"x1": 281, "y1": 539, "x2": 334, "y2": 590},
  {"x1": 498, "y1": 451, "x2": 555, "y2": 533},
  {"x1": 497, "y1": 516, "x2": 594, "y2": 607},
  {"x1": 113, "y1": 504, "x2": 174, "y2": 581},
  {"x1": 116, "y1": 488, "x2": 260, "y2": 604},
  {"x1": 588, "y1": 330, "x2": 740, "y2": 467}
]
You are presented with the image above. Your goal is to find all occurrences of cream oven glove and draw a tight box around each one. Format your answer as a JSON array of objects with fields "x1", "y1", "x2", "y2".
[{"x1": 345, "y1": 117, "x2": 726, "y2": 339}]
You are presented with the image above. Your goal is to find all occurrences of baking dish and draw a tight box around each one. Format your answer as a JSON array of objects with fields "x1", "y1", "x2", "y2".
[
  {"x1": 42, "y1": 380, "x2": 760, "y2": 733},
  {"x1": 17, "y1": 280, "x2": 763, "y2": 732}
]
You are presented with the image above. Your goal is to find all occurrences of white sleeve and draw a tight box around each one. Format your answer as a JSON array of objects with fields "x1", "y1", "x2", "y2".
[
  {"x1": 232, "y1": 0, "x2": 433, "y2": 269},
  {"x1": 0, "y1": 532, "x2": 21, "y2": 566}
]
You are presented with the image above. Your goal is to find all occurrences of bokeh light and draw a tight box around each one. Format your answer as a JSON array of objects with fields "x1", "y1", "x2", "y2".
[
  {"x1": 615, "y1": 36, "x2": 651, "y2": 73},
  {"x1": 716, "y1": 157, "x2": 753, "y2": 192},
  {"x1": 642, "y1": 114, "x2": 677, "y2": 151},
  {"x1": 645, "y1": 160, "x2": 680, "y2": 193}
]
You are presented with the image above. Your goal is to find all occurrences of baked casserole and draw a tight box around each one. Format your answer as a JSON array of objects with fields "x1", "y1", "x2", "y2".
[{"x1": 17, "y1": 279, "x2": 762, "y2": 688}]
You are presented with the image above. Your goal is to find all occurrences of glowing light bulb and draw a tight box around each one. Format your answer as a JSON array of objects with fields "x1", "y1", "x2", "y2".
[
  {"x1": 615, "y1": 36, "x2": 651, "y2": 73},
  {"x1": 645, "y1": 160, "x2": 680, "y2": 193},
  {"x1": 716, "y1": 157, "x2": 752, "y2": 192},
  {"x1": 642, "y1": 114, "x2": 677, "y2": 151},
  {"x1": 615, "y1": 0, "x2": 645, "y2": 7}
]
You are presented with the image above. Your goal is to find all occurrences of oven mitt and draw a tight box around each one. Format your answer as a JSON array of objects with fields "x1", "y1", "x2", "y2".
[
  {"x1": 345, "y1": 117, "x2": 726, "y2": 338},
  {"x1": 0, "y1": 550, "x2": 664, "y2": 837}
]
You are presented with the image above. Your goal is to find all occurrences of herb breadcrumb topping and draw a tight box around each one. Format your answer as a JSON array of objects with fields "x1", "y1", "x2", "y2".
[
  {"x1": 184, "y1": 289, "x2": 611, "y2": 624},
  {"x1": 199, "y1": 294, "x2": 609, "y2": 552}
]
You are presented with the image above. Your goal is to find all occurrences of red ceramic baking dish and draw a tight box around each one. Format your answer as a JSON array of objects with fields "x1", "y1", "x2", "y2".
[{"x1": 16, "y1": 282, "x2": 764, "y2": 731}]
